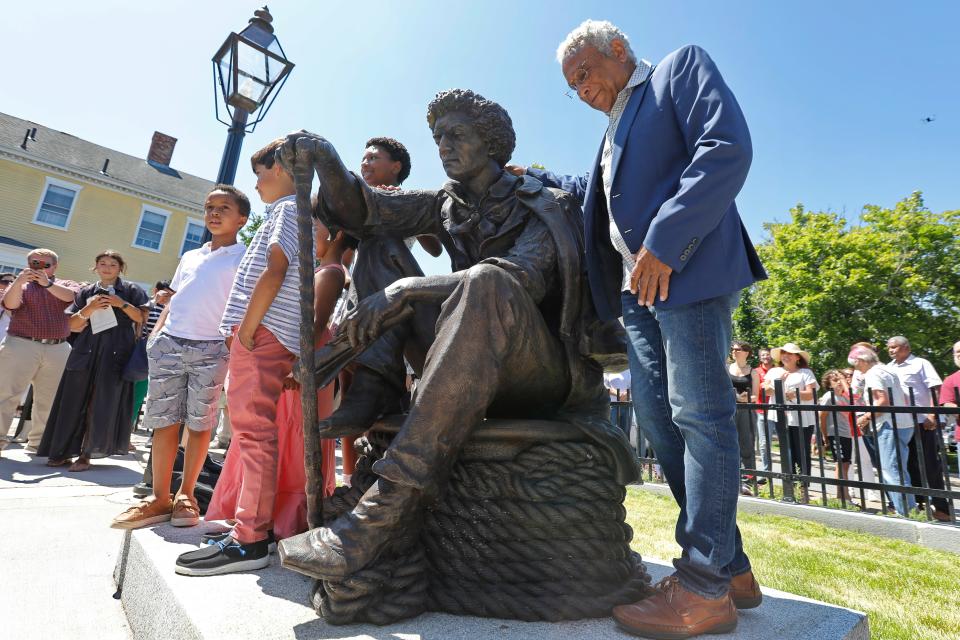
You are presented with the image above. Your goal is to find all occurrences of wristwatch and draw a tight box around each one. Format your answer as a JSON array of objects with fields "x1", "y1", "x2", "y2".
[
  {"x1": 122, "y1": 302, "x2": 129, "y2": 309},
  {"x1": 42, "y1": 279, "x2": 54, "y2": 288}
]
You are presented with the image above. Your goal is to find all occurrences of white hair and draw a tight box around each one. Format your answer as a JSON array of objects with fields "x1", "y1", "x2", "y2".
[
  {"x1": 887, "y1": 335, "x2": 910, "y2": 348},
  {"x1": 850, "y1": 347, "x2": 879, "y2": 365},
  {"x1": 556, "y1": 19, "x2": 637, "y2": 64}
]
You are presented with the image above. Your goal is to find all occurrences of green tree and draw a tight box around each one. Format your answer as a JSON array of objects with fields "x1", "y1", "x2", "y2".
[
  {"x1": 239, "y1": 212, "x2": 264, "y2": 247},
  {"x1": 744, "y1": 192, "x2": 960, "y2": 374},
  {"x1": 732, "y1": 285, "x2": 768, "y2": 360}
]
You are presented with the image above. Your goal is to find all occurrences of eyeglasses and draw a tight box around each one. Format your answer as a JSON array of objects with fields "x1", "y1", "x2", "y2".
[
  {"x1": 29, "y1": 260, "x2": 52, "y2": 269},
  {"x1": 564, "y1": 58, "x2": 593, "y2": 99},
  {"x1": 731, "y1": 347, "x2": 746, "y2": 352}
]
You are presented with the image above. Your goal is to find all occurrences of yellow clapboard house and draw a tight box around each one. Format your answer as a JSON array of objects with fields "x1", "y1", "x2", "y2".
[{"x1": 0, "y1": 112, "x2": 214, "y2": 290}]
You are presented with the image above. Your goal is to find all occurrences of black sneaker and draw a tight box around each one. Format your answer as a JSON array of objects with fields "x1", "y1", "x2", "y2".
[
  {"x1": 200, "y1": 529, "x2": 277, "y2": 553},
  {"x1": 175, "y1": 537, "x2": 270, "y2": 576},
  {"x1": 131, "y1": 482, "x2": 152, "y2": 498}
]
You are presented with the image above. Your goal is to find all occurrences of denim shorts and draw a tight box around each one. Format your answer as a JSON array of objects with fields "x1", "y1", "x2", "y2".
[{"x1": 143, "y1": 332, "x2": 229, "y2": 432}]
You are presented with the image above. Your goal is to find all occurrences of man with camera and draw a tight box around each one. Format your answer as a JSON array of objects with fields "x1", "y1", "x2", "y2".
[{"x1": 0, "y1": 249, "x2": 80, "y2": 452}]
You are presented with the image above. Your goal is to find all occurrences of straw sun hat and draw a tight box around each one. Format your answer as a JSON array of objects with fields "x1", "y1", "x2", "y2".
[{"x1": 771, "y1": 342, "x2": 812, "y2": 364}]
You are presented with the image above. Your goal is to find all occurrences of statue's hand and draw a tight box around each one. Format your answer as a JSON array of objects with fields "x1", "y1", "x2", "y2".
[
  {"x1": 343, "y1": 284, "x2": 410, "y2": 348},
  {"x1": 279, "y1": 130, "x2": 329, "y2": 176}
]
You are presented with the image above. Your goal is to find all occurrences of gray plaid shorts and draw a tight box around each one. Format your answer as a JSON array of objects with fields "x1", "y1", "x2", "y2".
[{"x1": 143, "y1": 332, "x2": 229, "y2": 432}]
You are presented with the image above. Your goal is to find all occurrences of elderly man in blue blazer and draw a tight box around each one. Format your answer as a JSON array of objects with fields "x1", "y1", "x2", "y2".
[{"x1": 523, "y1": 20, "x2": 767, "y2": 639}]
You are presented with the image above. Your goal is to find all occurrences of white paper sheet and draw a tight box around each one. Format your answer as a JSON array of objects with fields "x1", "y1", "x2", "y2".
[{"x1": 89, "y1": 308, "x2": 118, "y2": 334}]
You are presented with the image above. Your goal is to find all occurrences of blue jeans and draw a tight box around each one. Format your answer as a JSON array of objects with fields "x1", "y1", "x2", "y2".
[
  {"x1": 876, "y1": 421, "x2": 915, "y2": 516},
  {"x1": 756, "y1": 416, "x2": 775, "y2": 472},
  {"x1": 622, "y1": 291, "x2": 750, "y2": 599}
]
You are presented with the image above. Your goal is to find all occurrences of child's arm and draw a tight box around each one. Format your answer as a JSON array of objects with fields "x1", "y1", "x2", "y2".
[
  {"x1": 313, "y1": 267, "x2": 346, "y2": 338},
  {"x1": 237, "y1": 245, "x2": 289, "y2": 349}
]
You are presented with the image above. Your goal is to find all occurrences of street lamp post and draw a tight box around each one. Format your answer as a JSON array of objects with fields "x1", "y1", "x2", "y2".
[
  {"x1": 207, "y1": 5, "x2": 294, "y2": 224},
  {"x1": 208, "y1": 7, "x2": 324, "y2": 529}
]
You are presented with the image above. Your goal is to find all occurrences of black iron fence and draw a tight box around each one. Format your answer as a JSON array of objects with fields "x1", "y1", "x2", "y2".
[{"x1": 611, "y1": 380, "x2": 960, "y2": 525}]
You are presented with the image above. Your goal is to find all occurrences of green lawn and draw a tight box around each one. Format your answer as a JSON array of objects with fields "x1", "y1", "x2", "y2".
[{"x1": 624, "y1": 487, "x2": 960, "y2": 640}]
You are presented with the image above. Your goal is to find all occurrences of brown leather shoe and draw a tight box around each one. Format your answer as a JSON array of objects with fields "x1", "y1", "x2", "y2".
[
  {"x1": 613, "y1": 575, "x2": 737, "y2": 639},
  {"x1": 931, "y1": 509, "x2": 952, "y2": 523},
  {"x1": 729, "y1": 570, "x2": 763, "y2": 609}
]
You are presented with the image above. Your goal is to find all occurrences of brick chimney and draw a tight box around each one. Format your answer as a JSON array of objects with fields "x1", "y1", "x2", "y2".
[{"x1": 147, "y1": 132, "x2": 177, "y2": 166}]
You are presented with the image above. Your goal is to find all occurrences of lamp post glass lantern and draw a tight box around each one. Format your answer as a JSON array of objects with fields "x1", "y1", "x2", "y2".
[
  {"x1": 206, "y1": 5, "x2": 293, "y2": 240},
  {"x1": 213, "y1": 6, "x2": 294, "y2": 119}
]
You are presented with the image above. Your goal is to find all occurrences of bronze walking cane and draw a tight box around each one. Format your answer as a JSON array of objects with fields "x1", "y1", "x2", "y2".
[{"x1": 293, "y1": 163, "x2": 323, "y2": 530}]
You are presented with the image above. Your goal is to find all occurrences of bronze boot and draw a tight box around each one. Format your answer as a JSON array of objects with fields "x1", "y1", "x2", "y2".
[
  {"x1": 316, "y1": 366, "x2": 402, "y2": 438},
  {"x1": 278, "y1": 478, "x2": 421, "y2": 579}
]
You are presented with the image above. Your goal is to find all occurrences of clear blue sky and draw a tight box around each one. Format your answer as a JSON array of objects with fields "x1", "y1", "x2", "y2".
[{"x1": 5, "y1": 1, "x2": 958, "y2": 276}]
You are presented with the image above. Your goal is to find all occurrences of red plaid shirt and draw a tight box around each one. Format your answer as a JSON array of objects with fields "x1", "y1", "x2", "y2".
[{"x1": 4, "y1": 279, "x2": 80, "y2": 340}]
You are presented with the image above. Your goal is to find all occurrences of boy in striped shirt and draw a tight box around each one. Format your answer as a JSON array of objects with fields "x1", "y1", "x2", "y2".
[{"x1": 176, "y1": 138, "x2": 302, "y2": 576}]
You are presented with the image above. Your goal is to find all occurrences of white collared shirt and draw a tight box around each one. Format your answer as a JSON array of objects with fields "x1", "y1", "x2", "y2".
[
  {"x1": 162, "y1": 241, "x2": 246, "y2": 341},
  {"x1": 885, "y1": 354, "x2": 942, "y2": 412}
]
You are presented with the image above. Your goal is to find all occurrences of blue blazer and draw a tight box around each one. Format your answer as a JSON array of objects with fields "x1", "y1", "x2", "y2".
[{"x1": 530, "y1": 45, "x2": 766, "y2": 321}]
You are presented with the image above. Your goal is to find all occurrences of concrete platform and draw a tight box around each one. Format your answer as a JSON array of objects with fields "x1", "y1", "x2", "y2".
[{"x1": 115, "y1": 522, "x2": 869, "y2": 640}]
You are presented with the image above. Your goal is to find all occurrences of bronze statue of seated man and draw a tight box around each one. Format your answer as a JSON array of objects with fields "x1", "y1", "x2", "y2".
[{"x1": 277, "y1": 88, "x2": 638, "y2": 580}]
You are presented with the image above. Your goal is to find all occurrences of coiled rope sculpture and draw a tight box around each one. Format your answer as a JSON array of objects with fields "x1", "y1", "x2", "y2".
[{"x1": 311, "y1": 418, "x2": 652, "y2": 625}]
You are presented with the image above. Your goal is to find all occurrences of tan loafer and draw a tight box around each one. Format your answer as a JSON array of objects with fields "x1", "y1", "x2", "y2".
[
  {"x1": 112, "y1": 496, "x2": 173, "y2": 529},
  {"x1": 171, "y1": 494, "x2": 201, "y2": 527}
]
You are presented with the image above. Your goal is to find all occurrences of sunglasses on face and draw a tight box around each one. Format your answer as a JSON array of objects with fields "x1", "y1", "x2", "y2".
[{"x1": 30, "y1": 260, "x2": 52, "y2": 268}]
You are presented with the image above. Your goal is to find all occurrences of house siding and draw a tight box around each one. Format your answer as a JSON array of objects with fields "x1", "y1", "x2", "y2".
[{"x1": 0, "y1": 157, "x2": 203, "y2": 286}]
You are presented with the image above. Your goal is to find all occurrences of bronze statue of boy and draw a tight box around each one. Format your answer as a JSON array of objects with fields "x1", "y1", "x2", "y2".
[{"x1": 277, "y1": 89, "x2": 637, "y2": 580}]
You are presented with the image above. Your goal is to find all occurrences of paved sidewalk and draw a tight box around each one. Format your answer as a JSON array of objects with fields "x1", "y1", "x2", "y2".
[{"x1": 0, "y1": 434, "x2": 148, "y2": 640}]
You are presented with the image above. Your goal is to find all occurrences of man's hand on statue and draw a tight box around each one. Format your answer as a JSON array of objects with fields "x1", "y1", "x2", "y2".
[
  {"x1": 344, "y1": 287, "x2": 409, "y2": 348},
  {"x1": 629, "y1": 247, "x2": 673, "y2": 306},
  {"x1": 505, "y1": 164, "x2": 526, "y2": 177}
]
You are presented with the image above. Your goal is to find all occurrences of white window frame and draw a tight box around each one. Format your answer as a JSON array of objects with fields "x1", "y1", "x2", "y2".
[
  {"x1": 0, "y1": 244, "x2": 31, "y2": 271},
  {"x1": 31, "y1": 176, "x2": 83, "y2": 231},
  {"x1": 131, "y1": 205, "x2": 171, "y2": 253},
  {"x1": 179, "y1": 217, "x2": 206, "y2": 256}
]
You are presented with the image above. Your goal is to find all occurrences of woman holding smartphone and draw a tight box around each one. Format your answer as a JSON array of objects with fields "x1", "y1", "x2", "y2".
[{"x1": 39, "y1": 251, "x2": 148, "y2": 471}]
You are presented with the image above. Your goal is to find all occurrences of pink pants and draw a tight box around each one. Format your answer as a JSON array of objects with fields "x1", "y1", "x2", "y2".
[{"x1": 227, "y1": 325, "x2": 295, "y2": 544}]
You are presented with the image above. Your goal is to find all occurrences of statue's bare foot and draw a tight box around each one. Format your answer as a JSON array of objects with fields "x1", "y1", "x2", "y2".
[
  {"x1": 278, "y1": 478, "x2": 420, "y2": 579},
  {"x1": 317, "y1": 367, "x2": 401, "y2": 438}
]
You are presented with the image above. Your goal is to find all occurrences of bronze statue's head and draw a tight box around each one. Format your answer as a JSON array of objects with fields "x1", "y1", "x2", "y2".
[{"x1": 426, "y1": 89, "x2": 515, "y2": 172}]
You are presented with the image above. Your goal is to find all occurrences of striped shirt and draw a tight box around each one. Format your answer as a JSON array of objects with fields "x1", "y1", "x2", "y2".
[
  {"x1": 141, "y1": 302, "x2": 165, "y2": 338},
  {"x1": 601, "y1": 60, "x2": 654, "y2": 292},
  {"x1": 219, "y1": 195, "x2": 303, "y2": 355}
]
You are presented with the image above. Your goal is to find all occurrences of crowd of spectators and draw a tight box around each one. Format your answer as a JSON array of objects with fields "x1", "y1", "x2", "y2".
[{"x1": 606, "y1": 335, "x2": 959, "y2": 521}]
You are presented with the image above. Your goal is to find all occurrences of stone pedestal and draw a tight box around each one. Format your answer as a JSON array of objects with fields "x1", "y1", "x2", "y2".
[
  {"x1": 309, "y1": 417, "x2": 649, "y2": 624},
  {"x1": 113, "y1": 523, "x2": 870, "y2": 639}
]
